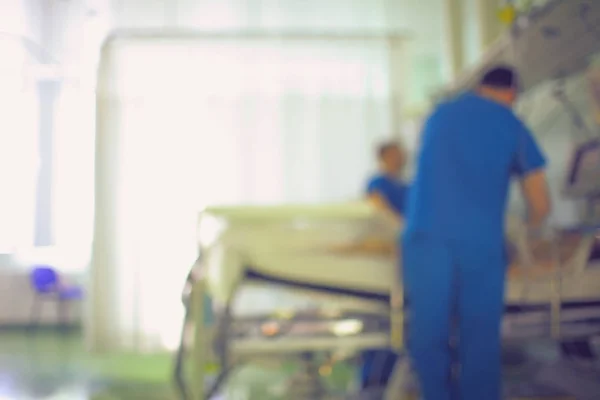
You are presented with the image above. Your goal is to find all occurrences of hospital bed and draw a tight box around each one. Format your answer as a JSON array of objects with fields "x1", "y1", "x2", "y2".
[{"x1": 174, "y1": 199, "x2": 597, "y2": 400}]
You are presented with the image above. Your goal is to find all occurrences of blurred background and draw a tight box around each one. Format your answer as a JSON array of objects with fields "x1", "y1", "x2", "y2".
[{"x1": 0, "y1": 0, "x2": 598, "y2": 399}]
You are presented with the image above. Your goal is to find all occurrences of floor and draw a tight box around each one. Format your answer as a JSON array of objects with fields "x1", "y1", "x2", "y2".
[
  {"x1": 0, "y1": 330, "x2": 175, "y2": 399},
  {"x1": 0, "y1": 330, "x2": 352, "y2": 400},
  {"x1": 0, "y1": 330, "x2": 599, "y2": 399}
]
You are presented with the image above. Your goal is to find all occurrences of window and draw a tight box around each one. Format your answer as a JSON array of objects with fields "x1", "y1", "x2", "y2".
[
  {"x1": 0, "y1": 39, "x2": 38, "y2": 254},
  {"x1": 0, "y1": 39, "x2": 96, "y2": 273},
  {"x1": 90, "y1": 36, "x2": 394, "y2": 350},
  {"x1": 11, "y1": 78, "x2": 96, "y2": 273}
]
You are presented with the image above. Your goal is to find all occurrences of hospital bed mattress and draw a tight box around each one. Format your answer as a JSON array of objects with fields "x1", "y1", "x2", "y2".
[
  {"x1": 205, "y1": 246, "x2": 394, "y2": 314},
  {"x1": 200, "y1": 203, "x2": 596, "y2": 314},
  {"x1": 205, "y1": 237, "x2": 593, "y2": 305}
]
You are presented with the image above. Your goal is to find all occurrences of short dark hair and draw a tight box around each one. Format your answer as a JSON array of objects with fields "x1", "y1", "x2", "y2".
[
  {"x1": 377, "y1": 141, "x2": 400, "y2": 160},
  {"x1": 480, "y1": 65, "x2": 520, "y2": 90}
]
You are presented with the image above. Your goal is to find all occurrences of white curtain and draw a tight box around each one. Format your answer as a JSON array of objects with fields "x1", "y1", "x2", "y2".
[
  {"x1": 46, "y1": 81, "x2": 96, "y2": 269},
  {"x1": 89, "y1": 36, "x2": 395, "y2": 352}
]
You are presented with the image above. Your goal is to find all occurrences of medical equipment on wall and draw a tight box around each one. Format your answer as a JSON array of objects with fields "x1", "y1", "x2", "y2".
[
  {"x1": 564, "y1": 140, "x2": 600, "y2": 198},
  {"x1": 447, "y1": 0, "x2": 600, "y2": 97}
]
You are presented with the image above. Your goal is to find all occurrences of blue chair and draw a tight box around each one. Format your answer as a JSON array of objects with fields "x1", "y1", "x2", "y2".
[{"x1": 29, "y1": 266, "x2": 84, "y2": 331}]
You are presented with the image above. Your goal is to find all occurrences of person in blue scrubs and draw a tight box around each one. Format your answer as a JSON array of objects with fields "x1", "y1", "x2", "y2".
[
  {"x1": 403, "y1": 66, "x2": 551, "y2": 400},
  {"x1": 365, "y1": 142, "x2": 410, "y2": 220},
  {"x1": 360, "y1": 141, "x2": 410, "y2": 390}
]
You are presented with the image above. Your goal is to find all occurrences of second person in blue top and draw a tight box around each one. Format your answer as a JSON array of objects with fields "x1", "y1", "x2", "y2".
[{"x1": 360, "y1": 141, "x2": 410, "y2": 391}]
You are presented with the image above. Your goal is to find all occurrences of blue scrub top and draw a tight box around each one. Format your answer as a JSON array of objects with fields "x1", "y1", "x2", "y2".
[
  {"x1": 366, "y1": 174, "x2": 410, "y2": 215},
  {"x1": 361, "y1": 173, "x2": 408, "y2": 387},
  {"x1": 405, "y1": 92, "x2": 546, "y2": 246}
]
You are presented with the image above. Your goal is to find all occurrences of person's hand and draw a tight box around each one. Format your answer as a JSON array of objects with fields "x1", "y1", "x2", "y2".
[{"x1": 528, "y1": 237, "x2": 549, "y2": 256}]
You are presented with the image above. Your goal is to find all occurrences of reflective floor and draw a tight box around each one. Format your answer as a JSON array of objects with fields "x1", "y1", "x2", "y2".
[
  {"x1": 0, "y1": 330, "x2": 174, "y2": 399},
  {"x1": 0, "y1": 330, "x2": 598, "y2": 399}
]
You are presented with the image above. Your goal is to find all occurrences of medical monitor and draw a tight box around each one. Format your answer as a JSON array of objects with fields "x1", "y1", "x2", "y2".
[{"x1": 563, "y1": 139, "x2": 600, "y2": 199}]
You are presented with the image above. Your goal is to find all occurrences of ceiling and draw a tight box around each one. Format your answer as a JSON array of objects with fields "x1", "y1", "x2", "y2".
[
  {"x1": 42, "y1": 0, "x2": 444, "y2": 64},
  {"x1": 0, "y1": 0, "x2": 447, "y2": 111}
]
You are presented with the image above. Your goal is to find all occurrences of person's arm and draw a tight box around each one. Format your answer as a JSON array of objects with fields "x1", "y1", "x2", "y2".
[
  {"x1": 512, "y1": 123, "x2": 551, "y2": 229},
  {"x1": 367, "y1": 191, "x2": 401, "y2": 219},
  {"x1": 316, "y1": 178, "x2": 400, "y2": 255},
  {"x1": 520, "y1": 170, "x2": 551, "y2": 229},
  {"x1": 367, "y1": 192, "x2": 404, "y2": 231},
  {"x1": 367, "y1": 190, "x2": 390, "y2": 211},
  {"x1": 325, "y1": 191, "x2": 396, "y2": 255},
  {"x1": 365, "y1": 177, "x2": 403, "y2": 223}
]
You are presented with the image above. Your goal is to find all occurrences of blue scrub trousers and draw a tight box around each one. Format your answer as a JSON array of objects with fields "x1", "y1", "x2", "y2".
[
  {"x1": 359, "y1": 348, "x2": 398, "y2": 389},
  {"x1": 402, "y1": 233, "x2": 506, "y2": 400}
]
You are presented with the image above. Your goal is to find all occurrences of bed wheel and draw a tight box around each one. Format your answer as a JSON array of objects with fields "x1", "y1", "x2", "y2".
[{"x1": 560, "y1": 339, "x2": 597, "y2": 360}]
